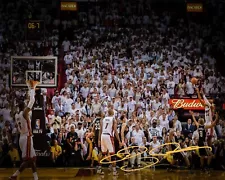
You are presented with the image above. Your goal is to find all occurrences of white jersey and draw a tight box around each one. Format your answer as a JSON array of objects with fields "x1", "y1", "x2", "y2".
[
  {"x1": 205, "y1": 106, "x2": 212, "y2": 125},
  {"x1": 102, "y1": 116, "x2": 114, "y2": 136},
  {"x1": 16, "y1": 111, "x2": 31, "y2": 135},
  {"x1": 203, "y1": 95, "x2": 212, "y2": 125}
]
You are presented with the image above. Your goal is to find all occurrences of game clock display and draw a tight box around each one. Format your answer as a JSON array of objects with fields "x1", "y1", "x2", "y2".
[{"x1": 26, "y1": 20, "x2": 45, "y2": 41}]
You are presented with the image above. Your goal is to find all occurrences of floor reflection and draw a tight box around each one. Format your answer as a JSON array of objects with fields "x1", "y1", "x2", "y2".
[
  {"x1": 75, "y1": 169, "x2": 225, "y2": 180},
  {"x1": 0, "y1": 168, "x2": 224, "y2": 180}
]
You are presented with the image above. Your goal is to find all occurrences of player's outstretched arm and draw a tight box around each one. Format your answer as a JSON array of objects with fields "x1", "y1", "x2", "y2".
[
  {"x1": 23, "y1": 80, "x2": 39, "y2": 120},
  {"x1": 189, "y1": 110, "x2": 199, "y2": 128},
  {"x1": 196, "y1": 88, "x2": 205, "y2": 107},
  {"x1": 205, "y1": 112, "x2": 219, "y2": 129},
  {"x1": 202, "y1": 93, "x2": 212, "y2": 107}
]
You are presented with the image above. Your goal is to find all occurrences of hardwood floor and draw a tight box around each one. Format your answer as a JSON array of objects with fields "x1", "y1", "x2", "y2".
[{"x1": 0, "y1": 168, "x2": 224, "y2": 180}]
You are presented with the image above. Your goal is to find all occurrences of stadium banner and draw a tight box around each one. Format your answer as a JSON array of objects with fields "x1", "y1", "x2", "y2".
[
  {"x1": 186, "y1": 3, "x2": 203, "y2": 12},
  {"x1": 169, "y1": 99, "x2": 205, "y2": 110},
  {"x1": 61, "y1": 1, "x2": 78, "y2": 11},
  {"x1": 32, "y1": 107, "x2": 52, "y2": 166}
]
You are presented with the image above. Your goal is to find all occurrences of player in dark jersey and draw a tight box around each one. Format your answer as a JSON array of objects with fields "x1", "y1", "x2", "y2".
[
  {"x1": 196, "y1": 88, "x2": 215, "y2": 146},
  {"x1": 93, "y1": 112, "x2": 102, "y2": 148},
  {"x1": 116, "y1": 115, "x2": 128, "y2": 146},
  {"x1": 87, "y1": 111, "x2": 103, "y2": 169},
  {"x1": 115, "y1": 115, "x2": 129, "y2": 167},
  {"x1": 189, "y1": 110, "x2": 218, "y2": 171}
]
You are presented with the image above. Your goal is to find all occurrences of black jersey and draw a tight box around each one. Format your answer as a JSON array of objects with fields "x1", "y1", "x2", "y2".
[
  {"x1": 93, "y1": 117, "x2": 101, "y2": 144},
  {"x1": 94, "y1": 117, "x2": 101, "y2": 131},
  {"x1": 117, "y1": 122, "x2": 122, "y2": 140},
  {"x1": 118, "y1": 122, "x2": 129, "y2": 140},
  {"x1": 198, "y1": 125, "x2": 206, "y2": 144}
]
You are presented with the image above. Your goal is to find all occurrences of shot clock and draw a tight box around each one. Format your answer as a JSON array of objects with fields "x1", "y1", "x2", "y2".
[{"x1": 26, "y1": 20, "x2": 45, "y2": 41}]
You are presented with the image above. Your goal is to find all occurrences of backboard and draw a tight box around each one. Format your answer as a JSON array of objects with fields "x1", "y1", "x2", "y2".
[{"x1": 11, "y1": 56, "x2": 58, "y2": 88}]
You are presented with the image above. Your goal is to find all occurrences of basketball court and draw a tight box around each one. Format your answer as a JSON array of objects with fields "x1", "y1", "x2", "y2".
[
  {"x1": 7, "y1": 58, "x2": 224, "y2": 180},
  {"x1": 0, "y1": 168, "x2": 224, "y2": 180}
]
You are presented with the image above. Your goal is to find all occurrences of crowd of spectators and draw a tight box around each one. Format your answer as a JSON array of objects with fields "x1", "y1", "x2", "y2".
[
  {"x1": 0, "y1": 0, "x2": 59, "y2": 167},
  {"x1": 0, "y1": 0, "x2": 225, "y2": 170}
]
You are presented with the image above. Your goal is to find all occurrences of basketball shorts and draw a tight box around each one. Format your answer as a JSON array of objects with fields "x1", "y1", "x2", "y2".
[
  {"x1": 205, "y1": 121, "x2": 214, "y2": 137},
  {"x1": 19, "y1": 134, "x2": 36, "y2": 160},
  {"x1": 101, "y1": 134, "x2": 114, "y2": 155},
  {"x1": 198, "y1": 142, "x2": 207, "y2": 157}
]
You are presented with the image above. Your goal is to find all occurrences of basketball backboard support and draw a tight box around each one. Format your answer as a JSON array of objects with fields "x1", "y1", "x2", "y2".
[{"x1": 11, "y1": 56, "x2": 58, "y2": 88}]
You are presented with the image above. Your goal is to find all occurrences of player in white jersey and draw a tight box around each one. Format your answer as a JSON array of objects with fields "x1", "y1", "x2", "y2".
[
  {"x1": 98, "y1": 109, "x2": 122, "y2": 176},
  {"x1": 9, "y1": 80, "x2": 39, "y2": 180},
  {"x1": 196, "y1": 88, "x2": 216, "y2": 146}
]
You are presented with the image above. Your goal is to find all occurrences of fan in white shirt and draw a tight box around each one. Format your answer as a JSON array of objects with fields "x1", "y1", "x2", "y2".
[
  {"x1": 203, "y1": 79, "x2": 212, "y2": 96},
  {"x1": 70, "y1": 103, "x2": 77, "y2": 115},
  {"x1": 193, "y1": 68, "x2": 203, "y2": 78},
  {"x1": 51, "y1": 91, "x2": 62, "y2": 109},
  {"x1": 131, "y1": 124, "x2": 145, "y2": 146},
  {"x1": 47, "y1": 110, "x2": 55, "y2": 125},
  {"x1": 65, "y1": 64, "x2": 73, "y2": 79},
  {"x1": 161, "y1": 89, "x2": 170, "y2": 105},
  {"x1": 149, "y1": 136, "x2": 161, "y2": 154},
  {"x1": 60, "y1": 83, "x2": 71, "y2": 95},
  {"x1": 151, "y1": 98, "x2": 161, "y2": 111},
  {"x1": 157, "y1": 70, "x2": 166, "y2": 81},
  {"x1": 64, "y1": 94, "x2": 74, "y2": 113},
  {"x1": 117, "y1": 100, "x2": 128, "y2": 115},
  {"x1": 166, "y1": 76, "x2": 175, "y2": 96},
  {"x1": 108, "y1": 84, "x2": 117, "y2": 98},
  {"x1": 1, "y1": 105, "x2": 12, "y2": 122},
  {"x1": 80, "y1": 83, "x2": 90, "y2": 99},
  {"x1": 173, "y1": 67, "x2": 180, "y2": 85},
  {"x1": 75, "y1": 122, "x2": 85, "y2": 143},
  {"x1": 62, "y1": 38, "x2": 71, "y2": 52},
  {"x1": 186, "y1": 79, "x2": 194, "y2": 96},
  {"x1": 159, "y1": 113, "x2": 169, "y2": 130},
  {"x1": 64, "y1": 52, "x2": 73, "y2": 65},
  {"x1": 173, "y1": 115, "x2": 182, "y2": 132},
  {"x1": 127, "y1": 96, "x2": 136, "y2": 113}
]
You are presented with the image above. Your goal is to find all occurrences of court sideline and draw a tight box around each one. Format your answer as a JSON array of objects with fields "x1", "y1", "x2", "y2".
[{"x1": 0, "y1": 168, "x2": 224, "y2": 180}]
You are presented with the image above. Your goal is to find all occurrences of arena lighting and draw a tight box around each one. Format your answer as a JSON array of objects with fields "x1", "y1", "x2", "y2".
[
  {"x1": 60, "y1": 1, "x2": 78, "y2": 11},
  {"x1": 100, "y1": 143, "x2": 212, "y2": 172},
  {"x1": 186, "y1": 3, "x2": 203, "y2": 12}
]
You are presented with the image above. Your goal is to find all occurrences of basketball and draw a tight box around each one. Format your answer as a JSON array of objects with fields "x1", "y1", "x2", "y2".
[{"x1": 191, "y1": 77, "x2": 198, "y2": 84}]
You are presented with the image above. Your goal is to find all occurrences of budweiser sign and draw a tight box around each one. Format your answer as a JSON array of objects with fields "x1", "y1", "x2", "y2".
[{"x1": 169, "y1": 99, "x2": 204, "y2": 110}]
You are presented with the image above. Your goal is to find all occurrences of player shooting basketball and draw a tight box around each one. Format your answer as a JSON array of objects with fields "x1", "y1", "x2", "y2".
[
  {"x1": 189, "y1": 110, "x2": 219, "y2": 172},
  {"x1": 196, "y1": 88, "x2": 216, "y2": 146},
  {"x1": 9, "y1": 80, "x2": 39, "y2": 180}
]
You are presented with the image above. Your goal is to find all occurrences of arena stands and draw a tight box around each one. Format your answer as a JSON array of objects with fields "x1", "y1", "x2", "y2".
[{"x1": 0, "y1": 0, "x2": 225, "y2": 171}]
